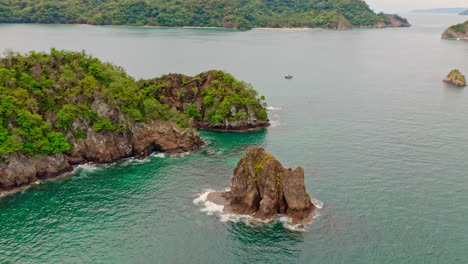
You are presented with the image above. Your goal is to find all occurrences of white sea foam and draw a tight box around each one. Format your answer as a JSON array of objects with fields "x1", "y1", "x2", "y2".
[
  {"x1": 269, "y1": 120, "x2": 282, "y2": 127},
  {"x1": 151, "y1": 153, "x2": 165, "y2": 158},
  {"x1": 122, "y1": 152, "x2": 166, "y2": 165},
  {"x1": 311, "y1": 197, "x2": 324, "y2": 209},
  {"x1": 75, "y1": 163, "x2": 100, "y2": 171},
  {"x1": 129, "y1": 157, "x2": 150, "y2": 164},
  {"x1": 170, "y1": 151, "x2": 190, "y2": 158},
  {"x1": 267, "y1": 106, "x2": 282, "y2": 111},
  {"x1": 194, "y1": 190, "x2": 322, "y2": 231}
]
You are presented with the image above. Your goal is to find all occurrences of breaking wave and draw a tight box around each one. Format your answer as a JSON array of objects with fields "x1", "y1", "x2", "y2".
[
  {"x1": 267, "y1": 106, "x2": 282, "y2": 111},
  {"x1": 193, "y1": 189, "x2": 322, "y2": 231},
  {"x1": 75, "y1": 163, "x2": 100, "y2": 172}
]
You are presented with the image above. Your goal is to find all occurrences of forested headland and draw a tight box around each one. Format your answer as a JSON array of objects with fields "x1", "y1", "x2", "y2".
[{"x1": 0, "y1": 0, "x2": 409, "y2": 29}]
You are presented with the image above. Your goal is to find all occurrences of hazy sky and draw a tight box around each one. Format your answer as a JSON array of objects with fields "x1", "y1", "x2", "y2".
[{"x1": 366, "y1": 0, "x2": 468, "y2": 13}]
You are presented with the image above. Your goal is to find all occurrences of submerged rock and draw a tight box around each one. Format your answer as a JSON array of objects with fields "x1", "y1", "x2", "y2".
[
  {"x1": 444, "y1": 69, "x2": 467, "y2": 87},
  {"x1": 208, "y1": 148, "x2": 315, "y2": 225}
]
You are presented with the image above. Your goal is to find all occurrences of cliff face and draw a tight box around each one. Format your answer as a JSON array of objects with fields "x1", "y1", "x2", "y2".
[
  {"x1": 444, "y1": 69, "x2": 467, "y2": 87},
  {"x1": 442, "y1": 21, "x2": 468, "y2": 39},
  {"x1": 0, "y1": 121, "x2": 203, "y2": 191},
  {"x1": 208, "y1": 148, "x2": 315, "y2": 225},
  {"x1": 139, "y1": 71, "x2": 269, "y2": 131}
]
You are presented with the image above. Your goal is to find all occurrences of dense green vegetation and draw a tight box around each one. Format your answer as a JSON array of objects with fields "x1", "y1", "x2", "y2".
[
  {"x1": 138, "y1": 71, "x2": 268, "y2": 125},
  {"x1": 449, "y1": 21, "x2": 468, "y2": 33},
  {"x1": 446, "y1": 69, "x2": 466, "y2": 84},
  {"x1": 0, "y1": 0, "x2": 406, "y2": 29},
  {"x1": 0, "y1": 49, "x2": 267, "y2": 159}
]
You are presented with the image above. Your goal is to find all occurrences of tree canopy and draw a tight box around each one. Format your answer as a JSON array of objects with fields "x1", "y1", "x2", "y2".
[
  {"x1": 0, "y1": 49, "x2": 267, "y2": 159},
  {"x1": 0, "y1": 0, "x2": 406, "y2": 29}
]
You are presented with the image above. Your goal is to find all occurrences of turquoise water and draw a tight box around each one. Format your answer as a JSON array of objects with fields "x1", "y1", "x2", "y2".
[{"x1": 1, "y1": 14, "x2": 468, "y2": 263}]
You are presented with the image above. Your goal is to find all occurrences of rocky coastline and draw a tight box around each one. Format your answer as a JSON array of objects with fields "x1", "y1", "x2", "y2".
[
  {"x1": 0, "y1": 50, "x2": 269, "y2": 195},
  {"x1": 206, "y1": 148, "x2": 315, "y2": 225},
  {"x1": 0, "y1": 121, "x2": 203, "y2": 193}
]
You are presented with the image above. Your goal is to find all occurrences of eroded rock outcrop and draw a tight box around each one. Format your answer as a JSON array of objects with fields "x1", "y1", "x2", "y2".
[
  {"x1": 208, "y1": 148, "x2": 315, "y2": 225},
  {"x1": 444, "y1": 69, "x2": 467, "y2": 87},
  {"x1": 0, "y1": 121, "x2": 203, "y2": 192}
]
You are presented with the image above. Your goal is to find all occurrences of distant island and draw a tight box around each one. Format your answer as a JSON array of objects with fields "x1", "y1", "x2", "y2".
[
  {"x1": 442, "y1": 20, "x2": 468, "y2": 39},
  {"x1": 0, "y1": 49, "x2": 269, "y2": 193},
  {"x1": 411, "y1": 8, "x2": 468, "y2": 14},
  {"x1": 444, "y1": 69, "x2": 467, "y2": 87},
  {"x1": 0, "y1": 0, "x2": 409, "y2": 29},
  {"x1": 461, "y1": 9, "x2": 468, "y2": 15}
]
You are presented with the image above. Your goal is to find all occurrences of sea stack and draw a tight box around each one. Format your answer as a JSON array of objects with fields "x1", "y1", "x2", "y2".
[
  {"x1": 444, "y1": 69, "x2": 467, "y2": 87},
  {"x1": 208, "y1": 148, "x2": 315, "y2": 225}
]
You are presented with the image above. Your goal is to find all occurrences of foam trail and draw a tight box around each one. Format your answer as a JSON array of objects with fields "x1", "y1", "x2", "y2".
[
  {"x1": 151, "y1": 153, "x2": 165, "y2": 158},
  {"x1": 270, "y1": 120, "x2": 281, "y2": 127},
  {"x1": 267, "y1": 106, "x2": 282, "y2": 111},
  {"x1": 311, "y1": 197, "x2": 324, "y2": 209},
  {"x1": 75, "y1": 163, "x2": 99, "y2": 172}
]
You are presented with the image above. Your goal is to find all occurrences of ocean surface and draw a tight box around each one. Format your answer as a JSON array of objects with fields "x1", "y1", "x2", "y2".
[{"x1": 1, "y1": 14, "x2": 468, "y2": 263}]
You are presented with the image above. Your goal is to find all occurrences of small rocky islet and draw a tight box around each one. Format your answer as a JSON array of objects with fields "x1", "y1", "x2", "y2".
[
  {"x1": 442, "y1": 20, "x2": 468, "y2": 40},
  {"x1": 0, "y1": 49, "x2": 269, "y2": 192},
  {"x1": 207, "y1": 148, "x2": 315, "y2": 225},
  {"x1": 444, "y1": 69, "x2": 467, "y2": 87}
]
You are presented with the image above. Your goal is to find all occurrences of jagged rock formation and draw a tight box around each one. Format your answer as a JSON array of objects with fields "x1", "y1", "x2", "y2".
[
  {"x1": 442, "y1": 21, "x2": 468, "y2": 39},
  {"x1": 0, "y1": 121, "x2": 203, "y2": 191},
  {"x1": 444, "y1": 69, "x2": 467, "y2": 87},
  {"x1": 208, "y1": 148, "x2": 315, "y2": 225},
  {"x1": 139, "y1": 70, "x2": 269, "y2": 131}
]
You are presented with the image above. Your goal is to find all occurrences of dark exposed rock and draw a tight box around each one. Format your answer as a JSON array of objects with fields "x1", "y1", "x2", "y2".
[
  {"x1": 208, "y1": 147, "x2": 315, "y2": 225},
  {"x1": 0, "y1": 121, "x2": 203, "y2": 192}
]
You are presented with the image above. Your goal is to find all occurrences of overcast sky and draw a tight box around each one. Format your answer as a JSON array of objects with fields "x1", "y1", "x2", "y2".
[{"x1": 366, "y1": 0, "x2": 468, "y2": 13}]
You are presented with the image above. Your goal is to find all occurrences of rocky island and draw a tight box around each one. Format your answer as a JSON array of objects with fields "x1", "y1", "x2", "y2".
[
  {"x1": 0, "y1": 0, "x2": 409, "y2": 30},
  {"x1": 207, "y1": 148, "x2": 315, "y2": 225},
  {"x1": 0, "y1": 49, "x2": 268, "y2": 192},
  {"x1": 444, "y1": 69, "x2": 467, "y2": 87},
  {"x1": 138, "y1": 71, "x2": 269, "y2": 131},
  {"x1": 442, "y1": 20, "x2": 468, "y2": 39}
]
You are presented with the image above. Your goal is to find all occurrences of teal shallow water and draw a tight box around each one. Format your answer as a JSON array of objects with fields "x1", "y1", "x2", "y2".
[{"x1": 1, "y1": 14, "x2": 468, "y2": 263}]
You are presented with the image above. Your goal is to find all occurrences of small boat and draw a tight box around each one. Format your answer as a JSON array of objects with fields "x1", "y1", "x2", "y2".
[{"x1": 284, "y1": 74, "x2": 293, "y2": 79}]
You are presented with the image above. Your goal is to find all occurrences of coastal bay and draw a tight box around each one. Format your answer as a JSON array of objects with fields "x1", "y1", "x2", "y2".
[{"x1": 1, "y1": 13, "x2": 468, "y2": 263}]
